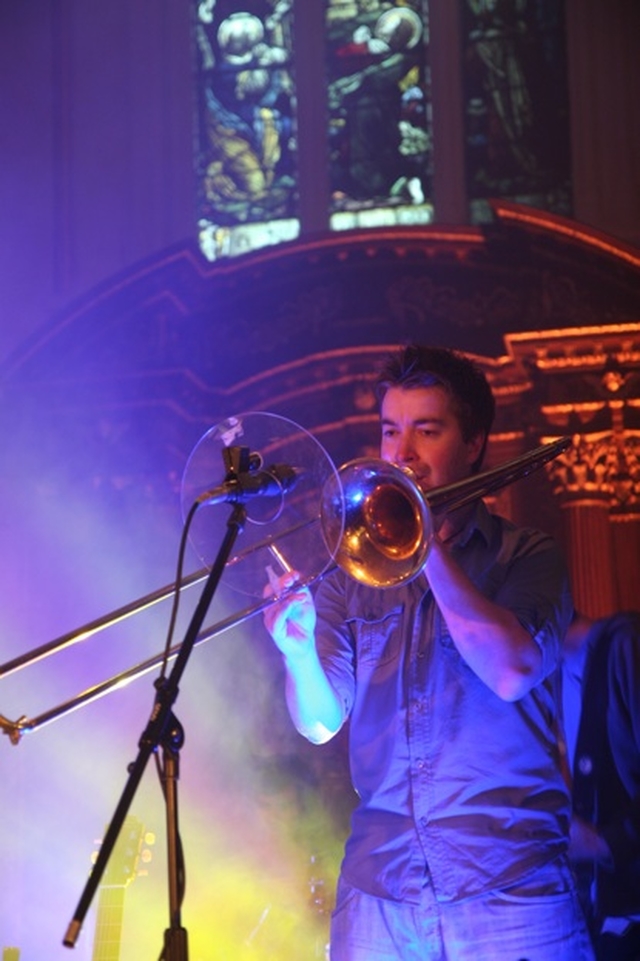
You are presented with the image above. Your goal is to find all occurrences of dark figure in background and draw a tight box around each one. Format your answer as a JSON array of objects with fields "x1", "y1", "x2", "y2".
[
  {"x1": 264, "y1": 344, "x2": 593, "y2": 960},
  {"x1": 563, "y1": 610, "x2": 640, "y2": 961}
]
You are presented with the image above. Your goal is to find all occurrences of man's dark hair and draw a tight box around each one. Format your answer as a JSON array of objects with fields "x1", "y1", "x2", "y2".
[{"x1": 374, "y1": 344, "x2": 495, "y2": 472}]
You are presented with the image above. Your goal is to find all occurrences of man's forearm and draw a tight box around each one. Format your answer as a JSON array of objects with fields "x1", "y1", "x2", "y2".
[
  {"x1": 284, "y1": 644, "x2": 345, "y2": 744},
  {"x1": 426, "y1": 538, "x2": 543, "y2": 701}
]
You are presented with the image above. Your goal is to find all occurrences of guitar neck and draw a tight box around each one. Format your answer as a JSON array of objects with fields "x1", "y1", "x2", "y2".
[
  {"x1": 92, "y1": 886, "x2": 126, "y2": 961},
  {"x1": 90, "y1": 815, "x2": 151, "y2": 961}
]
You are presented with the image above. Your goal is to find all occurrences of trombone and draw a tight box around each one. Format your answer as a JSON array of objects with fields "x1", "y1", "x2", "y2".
[{"x1": 0, "y1": 435, "x2": 570, "y2": 745}]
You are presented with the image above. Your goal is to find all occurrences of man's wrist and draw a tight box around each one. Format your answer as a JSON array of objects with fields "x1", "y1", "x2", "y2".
[{"x1": 283, "y1": 637, "x2": 318, "y2": 671}]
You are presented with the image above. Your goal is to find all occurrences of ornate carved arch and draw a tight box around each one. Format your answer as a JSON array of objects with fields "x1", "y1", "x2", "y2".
[{"x1": 3, "y1": 203, "x2": 639, "y2": 615}]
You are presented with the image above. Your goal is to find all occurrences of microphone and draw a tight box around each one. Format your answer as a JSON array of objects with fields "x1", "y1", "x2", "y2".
[{"x1": 196, "y1": 463, "x2": 300, "y2": 506}]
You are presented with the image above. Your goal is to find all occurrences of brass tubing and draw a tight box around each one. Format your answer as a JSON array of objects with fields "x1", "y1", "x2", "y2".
[
  {"x1": 0, "y1": 566, "x2": 210, "y2": 681},
  {"x1": 0, "y1": 580, "x2": 315, "y2": 743},
  {"x1": 425, "y1": 436, "x2": 571, "y2": 515},
  {"x1": 1, "y1": 437, "x2": 570, "y2": 743},
  {"x1": 0, "y1": 518, "x2": 319, "y2": 681}
]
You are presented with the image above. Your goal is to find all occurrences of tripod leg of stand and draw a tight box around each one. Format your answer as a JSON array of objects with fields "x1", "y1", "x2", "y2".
[
  {"x1": 63, "y1": 503, "x2": 247, "y2": 950},
  {"x1": 163, "y1": 928, "x2": 188, "y2": 961},
  {"x1": 160, "y1": 715, "x2": 188, "y2": 961}
]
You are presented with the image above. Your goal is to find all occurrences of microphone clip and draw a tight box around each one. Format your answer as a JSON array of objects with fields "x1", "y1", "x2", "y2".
[
  {"x1": 208, "y1": 445, "x2": 266, "y2": 505},
  {"x1": 195, "y1": 446, "x2": 297, "y2": 507},
  {"x1": 221, "y1": 444, "x2": 263, "y2": 480}
]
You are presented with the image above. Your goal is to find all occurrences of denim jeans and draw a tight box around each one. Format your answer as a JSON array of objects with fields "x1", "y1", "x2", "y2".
[{"x1": 330, "y1": 860, "x2": 595, "y2": 961}]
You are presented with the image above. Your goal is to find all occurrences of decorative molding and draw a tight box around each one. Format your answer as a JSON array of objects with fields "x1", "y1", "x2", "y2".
[
  {"x1": 2, "y1": 207, "x2": 639, "y2": 529},
  {"x1": 491, "y1": 201, "x2": 640, "y2": 270},
  {"x1": 543, "y1": 431, "x2": 640, "y2": 510}
]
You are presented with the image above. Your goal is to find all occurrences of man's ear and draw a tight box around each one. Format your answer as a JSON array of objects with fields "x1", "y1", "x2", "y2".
[{"x1": 467, "y1": 431, "x2": 486, "y2": 469}]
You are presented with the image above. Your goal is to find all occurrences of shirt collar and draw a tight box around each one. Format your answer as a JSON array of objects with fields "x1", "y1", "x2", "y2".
[{"x1": 451, "y1": 499, "x2": 492, "y2": 549}]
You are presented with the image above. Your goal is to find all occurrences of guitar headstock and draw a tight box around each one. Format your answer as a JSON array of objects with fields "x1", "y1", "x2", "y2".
[{"x1": 92, "y1": 815, "x2": 154, "y2": 889}]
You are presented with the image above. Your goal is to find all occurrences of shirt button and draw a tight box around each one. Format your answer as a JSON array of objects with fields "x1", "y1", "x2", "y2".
[
  {"x1": 577, "y1": 754, "x2": 593, "y2": 775},
  {"x1": 416, "y1": 758, "x2": 425, "y2": 769}
]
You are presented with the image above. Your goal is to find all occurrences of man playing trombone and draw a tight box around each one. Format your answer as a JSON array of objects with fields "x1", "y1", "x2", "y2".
[{"x1": 264, "y1": 344, "x2": 594, "y2": 960}]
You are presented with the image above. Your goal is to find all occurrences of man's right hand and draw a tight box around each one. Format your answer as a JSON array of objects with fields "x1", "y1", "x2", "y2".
[
  {"x1": 262, "y1": 569, "x2": 342, "y2": 744},
  {"x1": 263, "y1": 570, "x2": 317, "y2": 660}
]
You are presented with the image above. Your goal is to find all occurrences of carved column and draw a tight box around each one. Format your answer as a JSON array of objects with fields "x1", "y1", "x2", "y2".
[
  {"x1": 504, "y1": 324, "x2": 640, "y2": 619},
  {"x1": 545, "y1": 429, "x2": 640, "y2": 618},
  {"x1": 612, "y1": 514, "x2": 640, "y2": 610},
  {"x1": 545, "y1": 433, "x2": 617, "y2": 617},
  {"x1": 609, "y1": 426, "x2": 640, "y2": 610}
]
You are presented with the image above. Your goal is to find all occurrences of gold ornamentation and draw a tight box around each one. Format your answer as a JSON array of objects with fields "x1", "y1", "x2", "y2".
[{"x1": 545, "y1": 432, "x2": 640, "y2": 508}]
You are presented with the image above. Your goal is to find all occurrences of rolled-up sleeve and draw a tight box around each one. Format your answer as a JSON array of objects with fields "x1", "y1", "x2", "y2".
[
  {"x1": 494, "y1": 527, "x2": 573, "y2": 681},
  {"x1": 314, "y1": 570, "x2": 358, "y2": 720}
]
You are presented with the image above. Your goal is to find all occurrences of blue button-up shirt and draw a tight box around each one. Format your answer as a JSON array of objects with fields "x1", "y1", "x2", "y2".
[{"x1": 314, "y1": 501, "x2": 573, "y2": 904}]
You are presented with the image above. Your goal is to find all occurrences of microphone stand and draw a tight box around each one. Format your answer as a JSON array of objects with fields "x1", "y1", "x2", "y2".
[{"x1": 62, "y1": 499, "x2": 248, "y2": 957}]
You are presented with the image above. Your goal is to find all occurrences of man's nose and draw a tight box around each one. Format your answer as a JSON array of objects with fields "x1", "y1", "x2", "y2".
[{"x1": 395, "y1": 433, "x2": 416, "y2": 463}]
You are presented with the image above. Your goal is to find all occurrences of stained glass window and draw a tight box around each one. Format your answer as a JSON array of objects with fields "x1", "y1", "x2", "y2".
[
  {"x1": 194, "y1": 1, "x2": 300, "y2": 261},
  {"x1": 324, "y1": 0, "x2": 434, "y2": 231},
  {"x1": 193, "y1": 1, "x2": 573, "y2": 261},
  {"x1": 461, "y1": 0, "x2": 572, "y2": 222}
]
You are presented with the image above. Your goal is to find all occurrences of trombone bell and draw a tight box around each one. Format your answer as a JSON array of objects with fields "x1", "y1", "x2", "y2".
[
  {"x1": 321, "y1": 436, "x2": 570, "y2": 590},
  {"x1": 321, "y1": 460, "x2": 432, "y2": 588}
]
